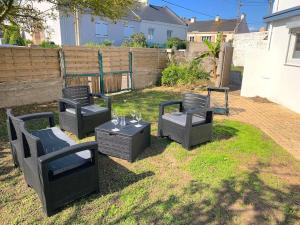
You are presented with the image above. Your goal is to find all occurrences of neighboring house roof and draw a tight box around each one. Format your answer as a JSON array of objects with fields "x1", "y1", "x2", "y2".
[
  {"x1": 125, "y1": 4, "x2": 186, "y2": 26},
  {"x1": 188, "y1": 19, "x2": 240, "y2": 33},
  {"x1": 264, "y1": 6, "x2": 300, "y2": 23}
]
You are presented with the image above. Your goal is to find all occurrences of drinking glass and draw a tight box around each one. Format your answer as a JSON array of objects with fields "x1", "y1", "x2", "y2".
[
  {"x1": 120, "y1": 116, "x2": 126, "y2": 127},
  {"x1": 130, "y1": 110, "x2": 136, "y2": 123},
  {"x1": 135, "y1": 112, "x2": 142, "y2": 127}
]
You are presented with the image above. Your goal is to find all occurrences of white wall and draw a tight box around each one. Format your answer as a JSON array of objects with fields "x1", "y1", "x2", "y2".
[
  {"x1": 232, "y1": 32, "x2": 268, "y2": 67},
  {"x1": 59, "y1": 14, "x2": 186, "y2": 46},
  {"x1": 139, "y1": 20, "x2": 187, "y2": 44},
  {"x1": 241, "y1": 16, "x2": 300, "y2": 113},
  {"x1": 273, "y1": 0, "x2": 300, "y2": 12}
]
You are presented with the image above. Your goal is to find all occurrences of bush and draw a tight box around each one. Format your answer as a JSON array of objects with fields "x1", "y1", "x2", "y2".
[
  {"x1": 161, "y1": 61, "x2": 209, "y2": 86},
  {"x1": 166, "y1": 37, "x2": 186, "y2": 50},
  {"x1": 85, "y1": 39, "x2": 113, "y2": 47},
  {"x1": 122, "y1": 33, "x2": 147, "y2": 48},
  {"x1": 39, "y1": 41, "x2": 58, "y2": 48},
  {"x1": 161, "y1": 63, "x2": 185, "y2": 86}
]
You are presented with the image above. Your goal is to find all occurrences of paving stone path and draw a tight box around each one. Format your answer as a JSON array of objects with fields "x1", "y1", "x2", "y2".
[{"x1": 212, "y1": 89, "x2": 300, "y2": 161}]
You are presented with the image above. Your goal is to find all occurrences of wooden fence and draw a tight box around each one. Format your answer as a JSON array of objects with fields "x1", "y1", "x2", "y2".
[{"x1": 0, "y1": 46, "x2": 168, "y2": 108}]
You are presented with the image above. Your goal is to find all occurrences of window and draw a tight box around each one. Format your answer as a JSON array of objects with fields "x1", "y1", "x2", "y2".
[
  {"x1": 124, "y1": 26, "x2": 134, "y2": 38},
  {"x1": 189, "y1": 36, "x2": 195, "y2": 42},
  {"x1": 167, "y1": 30, "x2": 173, "y2": 39},
  {"x1": 293, "y1": 33, "x2": 300, "y2": 58},
  {"x1": 95, "y1": 22, "x2": 108, "y2": 37},
  {"x1": 286, "y1": 29, "x2": 300, "y2": 66},
  {"x1": 201, "y1": 36, "x2": 212, "y2": 42},
  {"x1": 148, "y1": 28, "x2": 154, "y2": 40}
]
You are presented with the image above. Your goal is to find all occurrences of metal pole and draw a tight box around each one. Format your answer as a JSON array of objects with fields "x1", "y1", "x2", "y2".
[
  {"x1": 98, "y1": 51, "x2": 104, "y2": 94},
  {"x1": 129, "y1": 51, "x2": 133, "y2": 90}
]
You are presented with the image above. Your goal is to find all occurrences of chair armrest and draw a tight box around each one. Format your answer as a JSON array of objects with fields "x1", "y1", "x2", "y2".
[
  {"x1": 159, "y1": 100, "x2": 183, "y2": 116},
  {"x1": 91, "y1": 93, "x2": 112, "y2": 110},
  {"x1": 18, "y1": 112, "x2": 55, "y2": 127},
  {"x1": 59, "y1": 98, "x2": 81, "y2": 115},
  {"x1": 38, "y1": 141, "x2": 98, "y2": 164},
  {"x1": 186, "y1": 108, "x2": 214, "y2": 124},
  {"x1": 207, "y1": 86, "x2": 230, "y2": 92}
]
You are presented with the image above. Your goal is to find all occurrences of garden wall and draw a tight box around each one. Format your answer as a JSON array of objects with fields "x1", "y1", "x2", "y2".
[
  {"x1": 0, "y1": 47, "x2": 62, "y2": 108},
  {"x1": 232, "y1": 31, "x2": 268, "y2": 67},
  {"x1": 0, "y1": 46, "x2": 168, "y2": 108}
]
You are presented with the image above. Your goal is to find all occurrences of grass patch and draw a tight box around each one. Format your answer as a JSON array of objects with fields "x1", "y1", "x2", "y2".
[{"x1": 0, "y1": 87, "x2": 299, "y2": 224}]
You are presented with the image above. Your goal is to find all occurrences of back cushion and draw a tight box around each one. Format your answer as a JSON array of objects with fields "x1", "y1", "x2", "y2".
[
  {"x1": 182, "y1": 93, "x2": 208, "y2": 116},
  {"x1": 63, "y1": 86, "x2": 90, "y2": 106}
]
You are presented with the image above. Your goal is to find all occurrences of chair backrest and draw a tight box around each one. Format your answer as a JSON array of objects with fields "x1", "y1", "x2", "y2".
[
  {"x1": 62, "y1": 86, "x2": 92, "y2": 106},
  {"x1": 19, "y1": 123, "x2": 45, "y2": 159},
  {"x1": 6, "y1": 109, "x2": 23, "y2": 143},
  {"x1": 182, "y1": 93, "x2": 209, "y2": 116}
]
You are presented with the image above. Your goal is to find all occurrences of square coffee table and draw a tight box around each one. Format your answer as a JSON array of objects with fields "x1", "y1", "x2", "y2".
[{"x1": 95, "y1": 119, "x2": 151, "y2": 162}]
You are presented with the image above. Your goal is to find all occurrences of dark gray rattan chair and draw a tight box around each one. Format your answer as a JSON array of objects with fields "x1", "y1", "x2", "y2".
[
  {"x1": 158, "y1": 93, "x2": 213, "y2": 149},
  {"x1": 18, "y1": 113, "x2": 99, "y2": 216},
  {"x1": 6, "y1": 109, "x2": 55, "y2": 170},
  {"x1": 59, "y1": 86, "x2": 111, "y2": 139}
]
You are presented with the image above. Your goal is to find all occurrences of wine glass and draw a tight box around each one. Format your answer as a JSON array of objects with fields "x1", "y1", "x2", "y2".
[
  {"x1": 135, "y1": 112, "x2": 142, "y2": 127},
  {"x1": 130, "y1": 110, "x2": 136, "y2": 123},
  {"x1": 111, "y1": 112, "x2": 119, "y2": 131}
]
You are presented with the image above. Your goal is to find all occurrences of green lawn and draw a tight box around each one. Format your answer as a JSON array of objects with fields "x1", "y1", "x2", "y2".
[{"x1": 0, "y1": 87, "x2": 299, "y2": 225}]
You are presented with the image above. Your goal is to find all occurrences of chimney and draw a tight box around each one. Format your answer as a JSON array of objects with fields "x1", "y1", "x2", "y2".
[
  {"x1": 240, "y1": 13, "x2": 246, "y2": 21},
  {"x1": 215, "y1": 15, "x2": 220, "y2": 22},
  {"x1": 190, "y1": 17, "x2": 196, "y2": 23}
]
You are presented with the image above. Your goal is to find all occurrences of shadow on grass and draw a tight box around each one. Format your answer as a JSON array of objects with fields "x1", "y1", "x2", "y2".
[
  {"x1": 213, "y1": 124, "x2": 239, "y2": 141},
  {"x1": 136, "y1": 135, "x2": 172, "y2": 161},
  {"x1": 103, "y1": 162, "x2": 300, "y2": 225},
  {"x1": 98, "y1": 155, "x2": 154, "y2": 195}
]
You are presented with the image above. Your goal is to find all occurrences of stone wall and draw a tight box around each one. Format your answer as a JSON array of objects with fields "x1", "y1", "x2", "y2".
[{"x1": 232, "y1": 31, "x2": 268, "y2": 67}]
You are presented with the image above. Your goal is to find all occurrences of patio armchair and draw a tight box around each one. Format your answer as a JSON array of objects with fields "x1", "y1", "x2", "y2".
[
  {"x1": 19, "y1": 117, "x2": 99, "y2": 216},
  {"x1": 158, "y1": 93, "x2": 213, "y2": 149},
  {"x1": 6, "y1": 110, "x2": 55, "y2": 170},
  {"x1": 59, "y1": 86, "x2": 111, "y2": 139}
]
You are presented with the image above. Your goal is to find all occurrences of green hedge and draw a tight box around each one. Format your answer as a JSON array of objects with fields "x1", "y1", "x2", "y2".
[{"x1": 161, "y1": 61, "x2": 209, "y2": 86}]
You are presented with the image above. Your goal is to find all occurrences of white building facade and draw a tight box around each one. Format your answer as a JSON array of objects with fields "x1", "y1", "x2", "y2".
[
  {"x1": 31, "y1": 1, "x2": 187, "y2": 46},
  {"x1": 241, "y1": 0, "x2": 300, "y2": 113}
]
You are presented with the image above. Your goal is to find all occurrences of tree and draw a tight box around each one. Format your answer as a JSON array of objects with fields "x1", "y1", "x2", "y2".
[
  {"x1": 122, "y1": 33, "x2": 147, "y2": 48},
  {"x1": 0, "y1": 0, "x2": 135, "y2": 32},
  {"x1": 195, "y1": 33, "x2": 222, "y2": 80},
  {"x1": 3, "y1": 24, "x2": 25, "y2": 46}
]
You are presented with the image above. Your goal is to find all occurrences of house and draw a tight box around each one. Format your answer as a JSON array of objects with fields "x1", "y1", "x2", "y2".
[
  {"x1": 241, "y1": 0, "x2": 300, "y2": 113},
  {"x1": 187, "y1": 15, "x2": 249, "y2": 43},
  {"x1": 28, "y1": 0, "x2": 187, "y2": 46}
]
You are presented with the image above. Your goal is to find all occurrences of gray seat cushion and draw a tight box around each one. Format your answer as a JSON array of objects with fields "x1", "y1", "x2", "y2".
[
  {"x1": 32, "y1": 127, "x2": 91, "y2": 176},
  {"x1": 66, "y1": 104, "x2": 108, "y2": 116},
  {"x1": 162, "y1": 112, "x2": 206, "y2": 127}
]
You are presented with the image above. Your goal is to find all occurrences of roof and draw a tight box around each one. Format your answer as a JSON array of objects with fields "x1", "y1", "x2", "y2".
[
  {"x1": 264, "y1": 6, "x2": 300, "y2": 23},
  {"x1": 187, "y1": 19, "x2": 239, "y2": 33},
  {"x1": 125, "y1": 4, "x2": 186, "y2": 26}
]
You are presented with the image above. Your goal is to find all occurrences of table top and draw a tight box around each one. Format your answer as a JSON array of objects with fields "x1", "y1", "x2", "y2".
[{"x1": 95, "y1": 119, "x2": 150, "y2": 137}]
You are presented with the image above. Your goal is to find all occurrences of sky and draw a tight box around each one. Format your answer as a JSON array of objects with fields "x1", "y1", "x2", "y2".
[{"x1": 150, "y1": 0, "x2": 271, "y2": 31}]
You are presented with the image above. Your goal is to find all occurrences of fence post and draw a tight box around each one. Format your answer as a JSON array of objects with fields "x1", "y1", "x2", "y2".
[
  {"x1": 129, "y1": 51, "x2": 133, "y2": 90},
  {"x1": 98, "y1": 51, "x2": 105, "y2": 94}
]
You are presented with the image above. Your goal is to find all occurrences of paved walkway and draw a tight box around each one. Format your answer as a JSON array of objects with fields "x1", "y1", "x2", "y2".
[{"x1": 212, "y1": 89, "x2": 300, "y2": 161}]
